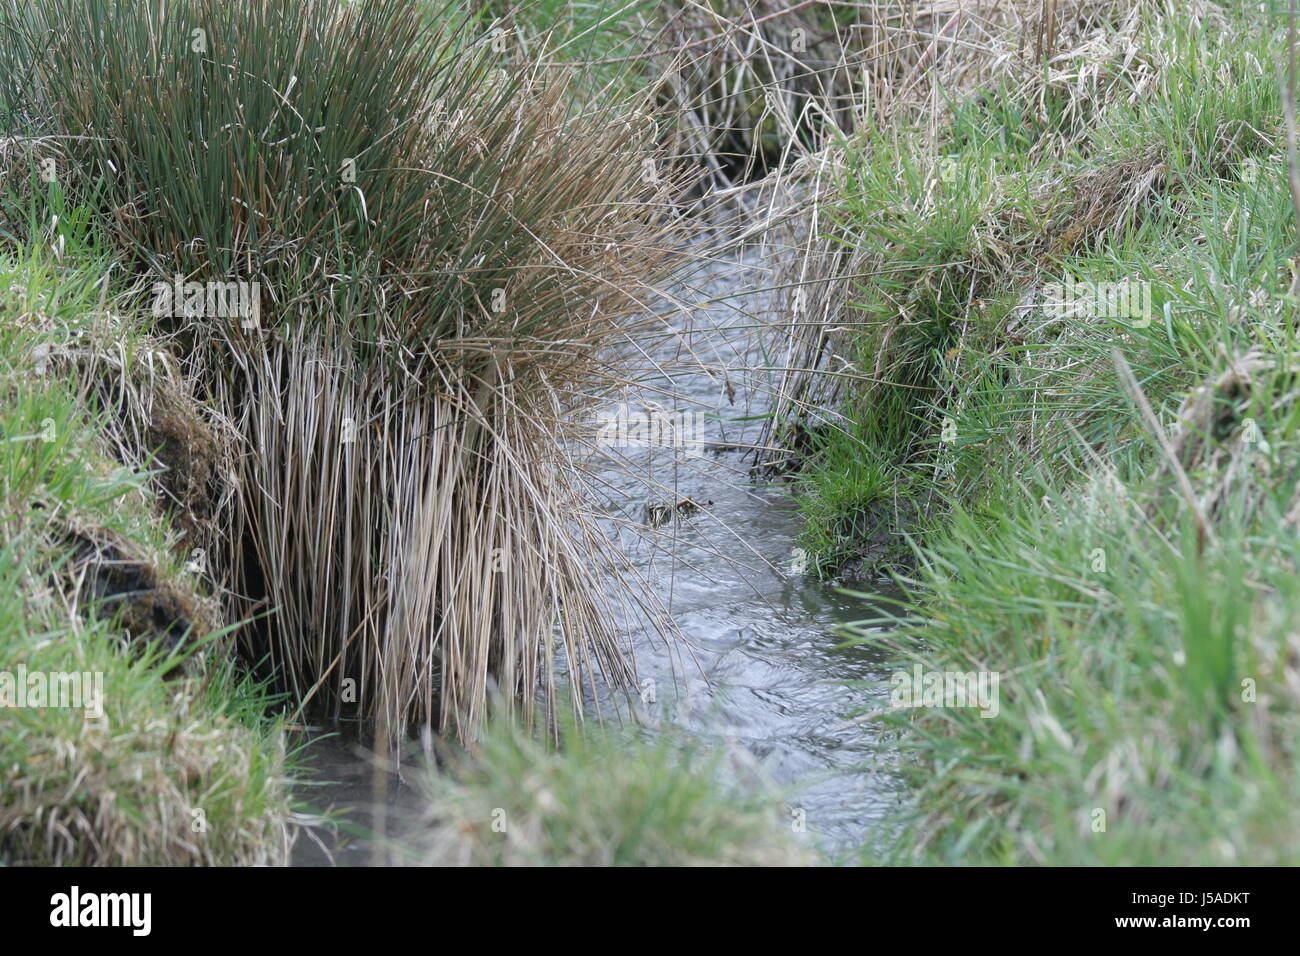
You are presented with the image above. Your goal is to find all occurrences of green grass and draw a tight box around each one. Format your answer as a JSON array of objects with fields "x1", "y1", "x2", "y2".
[
  {"x1": 397, "y1": 710, "x2": 813, "y2": 866},
  {"x1": 794, "y1": 420, "x2": 910, "y2": 576},
  {"x1": 0, "y1": 248, "x2": 300, "y2": 865},
  {"x1": 789, "y1": 116, "x2": 1055, "y2": 571},
  {"x1": 466, "y1": 0, "x2": 660, "y2": 94},
  {"x1": 797, "y1": 1, "x2": 1300, "y2": 863}
]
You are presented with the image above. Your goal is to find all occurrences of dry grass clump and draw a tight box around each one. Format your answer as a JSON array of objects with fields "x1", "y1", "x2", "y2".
[
  {"x1": 55, "y1": 320, "x2": 234, "y2": 561},
  {"x1": 650, "y1": 0, "x2": 1203, "y2": 191},
  {"x1": 211, "y1": 70, "x2": 694, "y2": 743},
  {"x1": 649, "y1": 0, "x2": 860, "y2": 187}
]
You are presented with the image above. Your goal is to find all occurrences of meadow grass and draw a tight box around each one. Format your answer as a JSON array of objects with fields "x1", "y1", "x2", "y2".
[{"x1": 790, "y1": 1, "x2": 1300, "y2": 863}]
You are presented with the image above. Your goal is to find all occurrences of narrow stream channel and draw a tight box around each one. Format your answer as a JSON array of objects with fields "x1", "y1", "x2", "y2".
[
  {"x1": 293, "y1": 241, "x2": 904, "y2": 864},
  {"x1": 566, "y1": 242, "x2": 904, "y2": 855}
]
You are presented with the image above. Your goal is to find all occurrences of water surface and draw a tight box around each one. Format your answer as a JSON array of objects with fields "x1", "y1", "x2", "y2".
[{"x1": 566, "y1": 245, "x2": 904, "y2": 854}]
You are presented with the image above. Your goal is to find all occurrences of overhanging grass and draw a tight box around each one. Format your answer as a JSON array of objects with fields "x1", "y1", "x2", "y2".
[{"x1": 0, "y1": 250, "x2": 299, "y2": 865}]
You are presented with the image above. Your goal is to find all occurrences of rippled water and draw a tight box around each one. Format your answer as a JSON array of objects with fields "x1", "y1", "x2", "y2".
[{"x1": 565, "y1": 245, "x2": 904, "y2": 854}]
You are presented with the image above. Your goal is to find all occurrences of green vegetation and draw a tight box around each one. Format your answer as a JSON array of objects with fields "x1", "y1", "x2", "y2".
[
  {"x1": 466, "y1": 0, "x2": 660, "y2": 95},
  {"x1": 7, "y1": 0, "x2": 1296, "y2": 868},
  {"x1": 790, "y1": 1, "x2": 1300, "y2": 863},
  {"x1": 0, "y1": 250, "x2": 297, "y2": 864},
  {"x1": 398, "y1": 712, "x2": 811, "y2": 866}
]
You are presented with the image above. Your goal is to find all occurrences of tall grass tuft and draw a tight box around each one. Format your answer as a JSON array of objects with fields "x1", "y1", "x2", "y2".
[
  {"x1": 0, "y1": 0, "x2": 696, "y2": 741},
  {"x1": 398, "y1": 711, "x2": 813, "y2": 866}
]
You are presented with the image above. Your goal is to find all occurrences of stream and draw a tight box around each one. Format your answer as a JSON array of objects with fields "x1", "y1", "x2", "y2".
[{"x1": 292, "y1": 241, "x2": 904, "y2": 864}]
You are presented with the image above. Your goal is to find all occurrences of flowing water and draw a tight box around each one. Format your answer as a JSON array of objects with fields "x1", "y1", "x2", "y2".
[
  {"x1": 293, "y1": 243, "x2": 904, "y2": 864},
  {"x1": 564, "y1": 243, "x2": 904, "y2": 854}
]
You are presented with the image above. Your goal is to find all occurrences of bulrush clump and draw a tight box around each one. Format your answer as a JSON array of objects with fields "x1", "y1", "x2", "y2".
[{"x1": 0, "y1": 0, "x2": 696, "y2": 740}]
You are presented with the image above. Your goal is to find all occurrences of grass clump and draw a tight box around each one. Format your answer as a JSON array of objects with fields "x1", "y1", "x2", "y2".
[
  {"x1": 0, "y1": 0, "x2": 697, "y2": 741},
  {"x1": 794, "y1": 423, "x2": 911, "y2": 577},
  {"x1": 399, "y1": 713, "x2": 813, "y2": 866}
]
